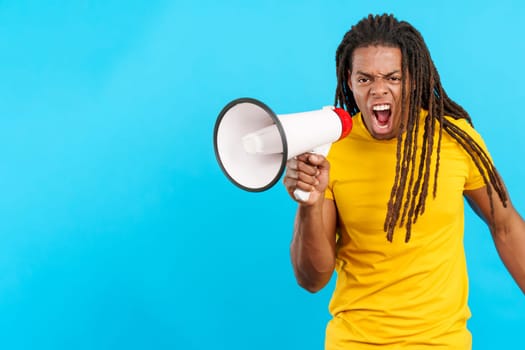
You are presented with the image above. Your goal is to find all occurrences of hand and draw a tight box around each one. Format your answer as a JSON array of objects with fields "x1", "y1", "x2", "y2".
[{"x1": 283, "y1": 153, "x2": 330, "y2": 205}]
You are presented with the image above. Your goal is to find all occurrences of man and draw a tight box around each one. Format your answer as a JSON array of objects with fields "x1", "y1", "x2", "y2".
[{"x1": 283, "y1": 14, "x2": 525, "y2": 349}]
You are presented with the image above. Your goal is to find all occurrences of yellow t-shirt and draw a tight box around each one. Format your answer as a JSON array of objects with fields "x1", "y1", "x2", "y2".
[{"x1": 324, "y1": 110, "x2": 488, "y2": 349}]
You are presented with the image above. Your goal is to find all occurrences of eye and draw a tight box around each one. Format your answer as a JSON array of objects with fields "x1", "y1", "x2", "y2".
[
  {"x1": 389, "y1": 76, "x2": 402, "y2": 82},
  {"x1": 357, "y1": 77, "x2": 370, "y2": 84}
]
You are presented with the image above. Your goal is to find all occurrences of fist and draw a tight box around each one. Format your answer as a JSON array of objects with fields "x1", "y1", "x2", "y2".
[{"x1": 283, "y1": 153, "x2": 330, "y2": 204}]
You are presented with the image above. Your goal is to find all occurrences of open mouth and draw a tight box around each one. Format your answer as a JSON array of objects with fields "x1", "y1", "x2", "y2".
[{"x1": 372, "y1": 104, "x2": 391, "y2": 129}]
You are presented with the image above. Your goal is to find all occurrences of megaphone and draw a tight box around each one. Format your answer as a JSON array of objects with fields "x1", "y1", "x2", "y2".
[{"x1": 213, "y1": 97, "x2": 352, "y2": 200}]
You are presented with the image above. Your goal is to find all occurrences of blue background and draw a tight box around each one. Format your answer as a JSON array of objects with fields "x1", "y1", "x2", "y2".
[{"x1": 1, "y1": 0, "x2": 524, "y2": 349}]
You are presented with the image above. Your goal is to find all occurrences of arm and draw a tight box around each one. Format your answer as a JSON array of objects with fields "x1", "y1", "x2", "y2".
[
  {"x1": 465, "y1": 184, "x2": 525, "y2": 294},
  {"x1": 283, "y1": 153, "x2": 338, "y2": 293}
]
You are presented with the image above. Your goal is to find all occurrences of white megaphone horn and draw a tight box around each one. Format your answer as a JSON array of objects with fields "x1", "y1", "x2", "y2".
[{"x1": 213, "y1": 97, "x2": 352, "y2": 201}]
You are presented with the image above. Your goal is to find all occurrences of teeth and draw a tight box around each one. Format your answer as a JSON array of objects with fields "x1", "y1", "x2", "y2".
[{"x1": 372, "y1": 104, "x2": 390, "y2": 111}]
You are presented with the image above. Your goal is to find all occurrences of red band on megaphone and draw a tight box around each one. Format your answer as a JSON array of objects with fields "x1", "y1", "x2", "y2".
[{"x1": 333, "y1": 107, "x2": 353, "y2": 139}]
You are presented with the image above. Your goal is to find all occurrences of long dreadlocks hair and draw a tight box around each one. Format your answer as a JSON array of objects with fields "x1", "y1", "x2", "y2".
[{"x1": 334, "y1": 14, "x2": 507, "y2": 242}]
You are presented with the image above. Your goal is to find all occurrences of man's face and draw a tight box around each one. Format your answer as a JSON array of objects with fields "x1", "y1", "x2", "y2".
[{"x1": 348, "y1": 45, "x2": 409, "y2": 140}]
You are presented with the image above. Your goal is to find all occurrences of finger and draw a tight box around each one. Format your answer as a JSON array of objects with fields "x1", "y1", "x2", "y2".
[
  {"x1": 295, "y1": 178, "x2": 318, "y2": 193},
  {"x1": 284, "y1": 170, "x2": 317, "y2": 190},
  {"x1": 306, "y1": 154, "x2": 328, "y2": 167},
  {"x1": 295, "y1": 153, "x2": 311, "y2": 162},
  {"x1": 286, "y1": 167, "x2": 319, "y2": 190},
  {"x1": 286, "y1": 168, "x2": 299, "y2": 179},
  {"x1": 284, "y1": 175, "x2": 313, "y2": 196},
  {"x1": 296, "y1": 159, "x2": 320, "y2": 177},
  {"x1": 296, "y1": 171, "x2": 320, "y2": 188},
  {"x1": 287, "y1": 158, "x2": 298, "y2": 170},
  {"x1": 283, "y1": 176, "x2": 299, "y2": 192}
]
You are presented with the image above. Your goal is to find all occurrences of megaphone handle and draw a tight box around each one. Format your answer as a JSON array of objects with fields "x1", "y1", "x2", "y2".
[
  {"x1": 293, "y1": 188, "x2": 312, "y2": 202},
  {"x1": 292, "y1": 143, "x2": 331, "y2": 202}
]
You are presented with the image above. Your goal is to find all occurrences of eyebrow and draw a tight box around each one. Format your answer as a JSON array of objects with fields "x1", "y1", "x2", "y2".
[{"x1": 354, "y1": 70, "x2": 402, "y2": 77}]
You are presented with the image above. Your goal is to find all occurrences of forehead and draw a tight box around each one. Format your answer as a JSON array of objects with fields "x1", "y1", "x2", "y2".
[{"x1": 351, "y1": 45, "x2": 402, "y2": 74}]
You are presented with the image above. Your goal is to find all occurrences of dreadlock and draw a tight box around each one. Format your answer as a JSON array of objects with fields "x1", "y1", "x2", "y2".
[{"x1": 334, "y1": 14, "x2": 507, "y2": 242}]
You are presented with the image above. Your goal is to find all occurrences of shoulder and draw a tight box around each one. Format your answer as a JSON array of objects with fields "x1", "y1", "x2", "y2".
[{"x1": 443, "y1": 115, "x2": 486, "y2": 146}]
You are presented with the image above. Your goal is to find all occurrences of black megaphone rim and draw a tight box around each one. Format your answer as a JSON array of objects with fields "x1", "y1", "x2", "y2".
[{"x1": 213, "y1": 97, "x2": 288, "y2": 192}]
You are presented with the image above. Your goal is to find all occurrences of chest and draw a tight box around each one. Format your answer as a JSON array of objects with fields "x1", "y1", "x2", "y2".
[{"x1": 328, "y1": 136, "x2": 471, "y2": 238}]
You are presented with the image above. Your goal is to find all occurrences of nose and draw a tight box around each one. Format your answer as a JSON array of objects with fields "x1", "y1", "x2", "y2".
[{"x1": 370, "y1": 79, "x2": 388, "y2": 96}]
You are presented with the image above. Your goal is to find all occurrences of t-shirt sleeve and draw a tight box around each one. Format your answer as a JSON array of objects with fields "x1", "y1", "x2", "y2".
[
  {"x1": 325, "y1": 185, "x2": 335, "y2": 200},
  {"x1": 325, "y1": 150, "x2": 336, "y2": 200},
  {"x1": 453, "y1": 118, "x2": 493, "y2": 191}
]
